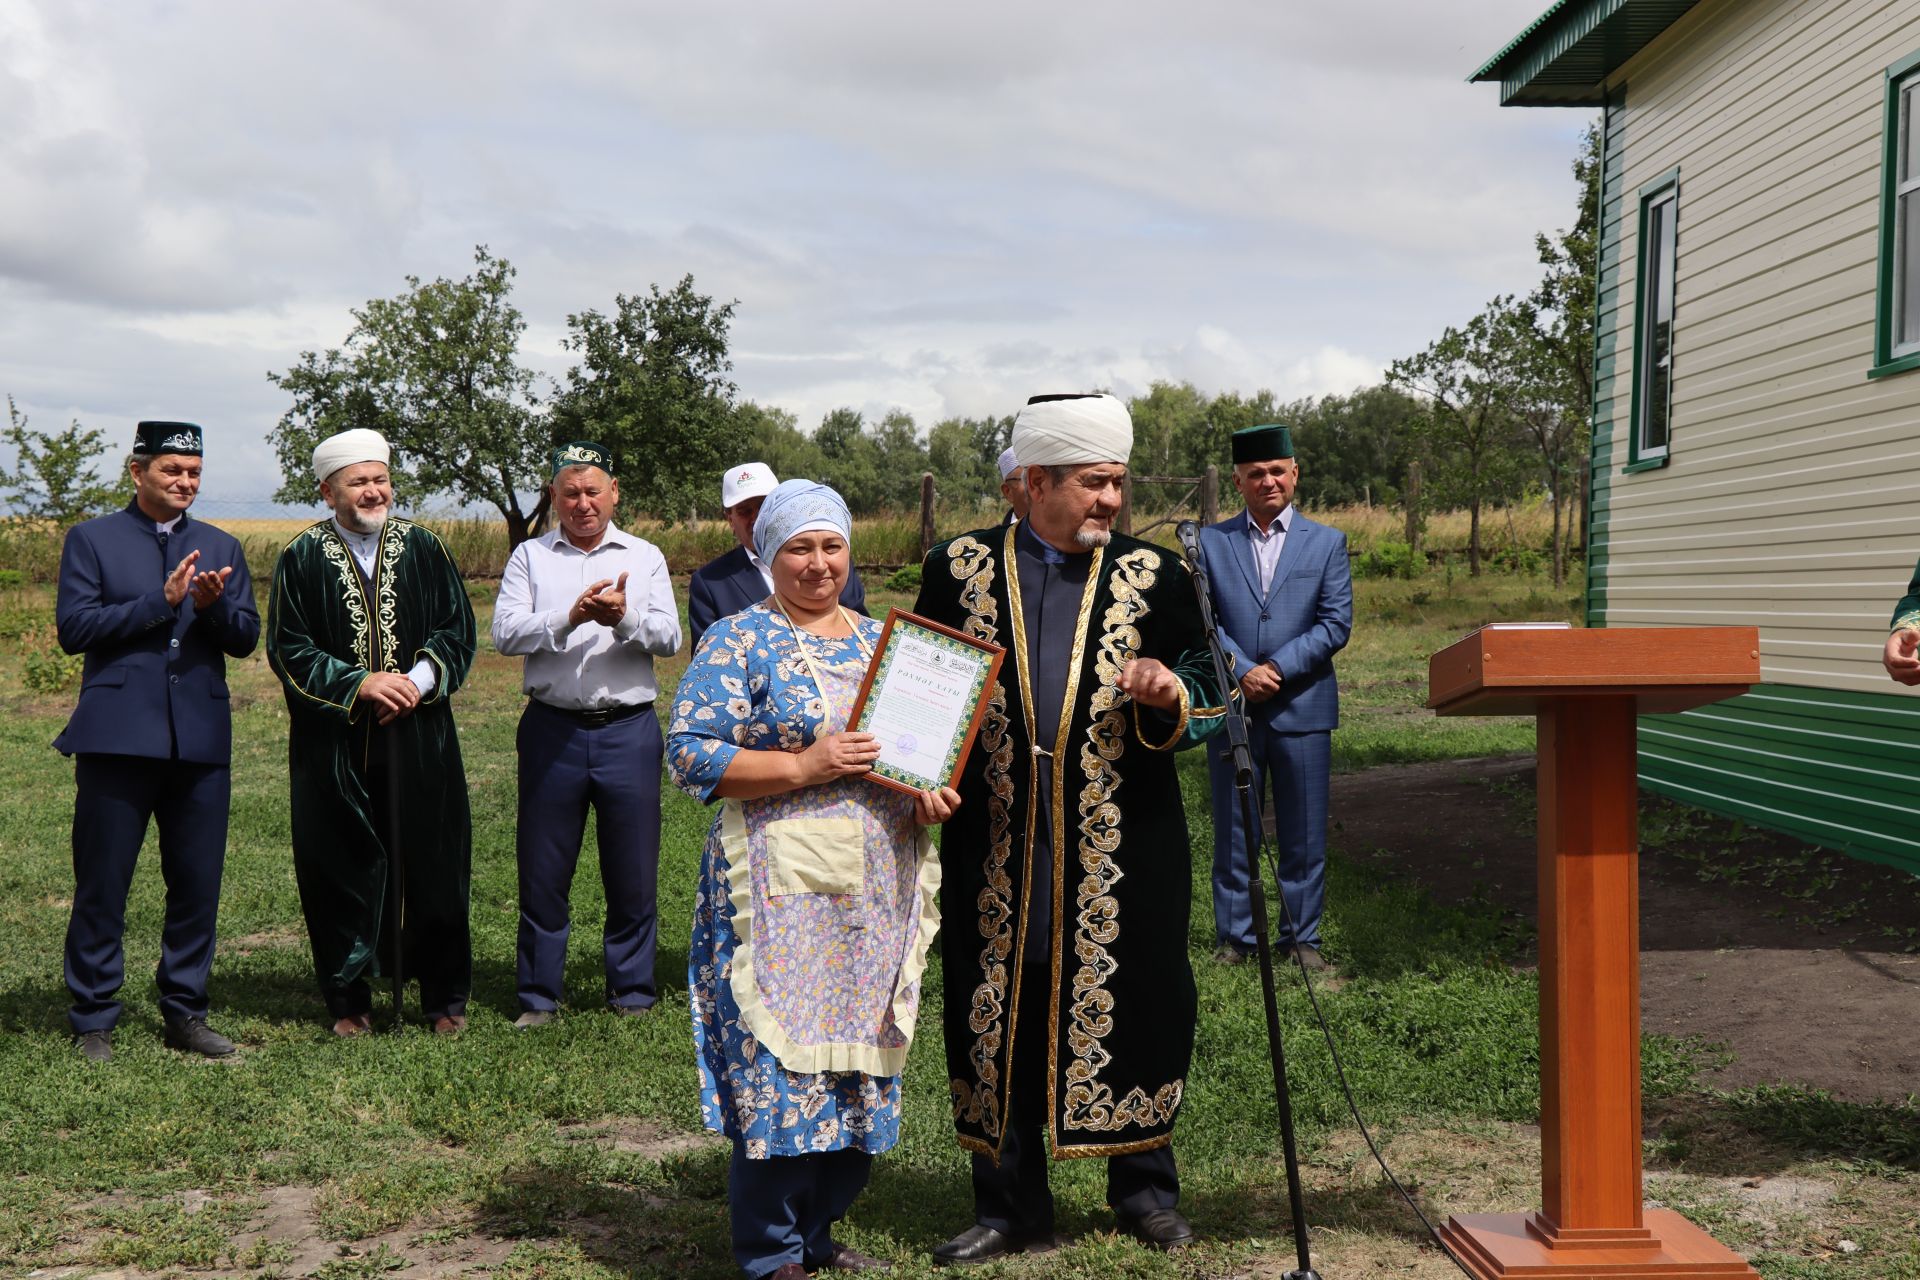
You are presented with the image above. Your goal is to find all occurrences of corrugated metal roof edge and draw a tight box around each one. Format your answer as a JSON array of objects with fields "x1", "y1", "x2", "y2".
[{"x1": 1470, "y1": 0, "x2": 1577, "y2": 82}]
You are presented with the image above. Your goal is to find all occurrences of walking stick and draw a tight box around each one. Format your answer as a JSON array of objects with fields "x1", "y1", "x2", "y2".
[
  {"x1": 1175, "y1": 520, "x2": 1322, "y2": 1280},
  {"x1": 386, "y1": 718, "x2": 406, "y2": 1030}
]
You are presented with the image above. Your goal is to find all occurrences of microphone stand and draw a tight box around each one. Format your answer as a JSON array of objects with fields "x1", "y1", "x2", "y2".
[{"x1": 1176, "y1": 520, "x2": 1321, "y2": 1280}]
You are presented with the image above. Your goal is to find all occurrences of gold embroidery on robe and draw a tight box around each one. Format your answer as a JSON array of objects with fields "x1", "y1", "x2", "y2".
[
  {"x1": 1062, "y1": 547, "x2": 1184, "y2": 1131},
  {"x1": 944, "y1": 535, "x2": 1014, "y2": 1141},
  {"x1": 314, "y1": 527, "x2": 374, "y2": 671},
  {"x1": 376, "y1": 523, "x2": 405, "y2": 673}
]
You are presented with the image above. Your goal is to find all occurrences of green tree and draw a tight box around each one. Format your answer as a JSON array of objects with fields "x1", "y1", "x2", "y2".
[
  {"x1": 1127, "y1": 381, "x2": 1212, "y2": 479},
  {"x1": 268, "y1": 246, "x2": 546, "y2": 545},
  {"x1": 868, "y1": 410, "x2": 928, "y2": 510},
  {"x1": 813, "y1": 408, "x2": 884, "y2": 513},
  {"x1": 551, "y1": 275, "x2": 742, "y2": 524},
  {"x1": 1389, "y1": 300, "x2": 1531, "y2": 576},
  {"x1": 0, "y1": 397, "x2": 130, "y2": 526},
  {"x1": 1290, "y1": 385, "x2": 1422, "y2": 510},
  {"x1": 1515, "y1": 122, "x2": 1601, "y2": 581},
  {"x1": 733, "y1": 402, "x2": 822, "y2": 483},
  {"x1": 927, "y1": 414, "x2": 1012, "y2": 514}
]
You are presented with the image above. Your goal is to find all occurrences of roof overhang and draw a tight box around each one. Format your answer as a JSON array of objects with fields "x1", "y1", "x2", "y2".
[{"x1": 1471, "y1": 0, "x2": 1704, "y2": 106}]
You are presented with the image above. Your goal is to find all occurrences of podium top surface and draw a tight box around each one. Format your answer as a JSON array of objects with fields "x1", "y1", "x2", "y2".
[{"x1": 1427, "y1": 625, "x2": 1761, "y2": 717}]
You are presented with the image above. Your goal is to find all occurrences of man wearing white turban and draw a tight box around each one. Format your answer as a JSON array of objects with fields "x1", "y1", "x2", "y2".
[
  {"x1": 914, "y1": 392, "x2": 1228, "y2": 1262},
  {"x1": 265, "y1": 429, "x2": 478, "y2": 1037}
]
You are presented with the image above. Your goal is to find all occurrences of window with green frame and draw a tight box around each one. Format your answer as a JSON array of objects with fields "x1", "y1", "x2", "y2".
[
  {"x1": 1873, "y1": 49, "x2": 1920, "y2": 379},
  {"x1": 1627, "y1": 169, "x2": 1679, "y2": 471}
]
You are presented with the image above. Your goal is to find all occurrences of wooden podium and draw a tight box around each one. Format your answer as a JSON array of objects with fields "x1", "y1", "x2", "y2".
[{"x1": 1425, "y1": 626, "x2": 1762, "y2": 1279}]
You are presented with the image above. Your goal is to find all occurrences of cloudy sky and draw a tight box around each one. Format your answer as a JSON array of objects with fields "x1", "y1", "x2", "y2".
[{"x1": 0, "y1": 0, "x2": 1589, "y2": 514}]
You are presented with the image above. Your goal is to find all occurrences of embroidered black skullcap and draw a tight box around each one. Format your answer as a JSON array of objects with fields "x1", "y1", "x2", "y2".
[{"x1": 134, "y1": 421, "x2": 203, "y2": 457}]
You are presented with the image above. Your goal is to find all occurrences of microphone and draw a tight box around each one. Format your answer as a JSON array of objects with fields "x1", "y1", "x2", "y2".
[{"x1": 1175, "y1": 519, "x2": 1203, "y2": 569}]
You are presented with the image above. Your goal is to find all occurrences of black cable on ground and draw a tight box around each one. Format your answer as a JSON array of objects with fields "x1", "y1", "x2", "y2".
[{"x1": 1255, "y1": 831, "x2": 1480, "y2": 1279}]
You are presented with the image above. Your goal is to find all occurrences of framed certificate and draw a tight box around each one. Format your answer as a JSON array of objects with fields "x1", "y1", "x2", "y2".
[{"x1": 847, "y1": 609, "x2": 1006, "y2": 796}]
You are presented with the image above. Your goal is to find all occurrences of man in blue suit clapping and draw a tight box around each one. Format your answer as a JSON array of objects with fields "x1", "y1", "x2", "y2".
[
  {"x1": 1197, "y1": 425, "x2": 1351, "y2": 969},
  {"x1": 53, "y1": 421, "x2": 259, "y2": 1060}
]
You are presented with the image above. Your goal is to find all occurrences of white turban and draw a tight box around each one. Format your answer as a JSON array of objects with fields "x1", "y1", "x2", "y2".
[
  {"x1": 1009, "y1": 393, "x2": 1132, "y2": 468},
  {"x1": 997, "y1": 447, "x2": 1021, "y2": 480},
  {"x1": 312, "y1": 428, "x2": 391, "y2": 484}
]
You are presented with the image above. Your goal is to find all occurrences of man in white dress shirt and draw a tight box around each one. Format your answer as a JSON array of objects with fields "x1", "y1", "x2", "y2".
[{"x1": 492, "y1": 442, "x2": 683, "y2": 1025}]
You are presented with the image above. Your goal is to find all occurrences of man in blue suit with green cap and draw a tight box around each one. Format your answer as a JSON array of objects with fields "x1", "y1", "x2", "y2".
[
  {"x1": 54, "y1": 420, "x2": 259, "y2": 1060},
  {"x1": 1197, "y1": 424, "x2": 1351, "y2": 969}
]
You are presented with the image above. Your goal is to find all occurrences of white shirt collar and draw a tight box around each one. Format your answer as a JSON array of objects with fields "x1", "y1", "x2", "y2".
[
  {"x1": 331, "y1": 517, "x2": 381, "y2": 548},
  {"x1": 549, "y1": 522, "x2": 629, "y2": 554},
  {"x1": 1247, "y1": 505, "x2": 1293, "y2": 538}
]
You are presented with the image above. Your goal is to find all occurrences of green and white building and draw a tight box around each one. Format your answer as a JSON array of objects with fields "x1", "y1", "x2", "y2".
[{"x1": 1475, "y1": 0, "x2": 1920, "y2": 875}]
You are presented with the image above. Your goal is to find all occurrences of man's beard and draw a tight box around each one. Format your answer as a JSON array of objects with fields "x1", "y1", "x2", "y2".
[
  {"x1": 336, "y1": 504, "x2": 389, "y2": 535},
  {"x1": 1073, "y1": 526, "x2": 1112, "y2": 549}
]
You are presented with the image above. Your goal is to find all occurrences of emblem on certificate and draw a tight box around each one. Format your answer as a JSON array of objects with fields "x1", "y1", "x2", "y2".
[{"x1": 846, "y1": 609, "x2": 1006, "y2": 795}]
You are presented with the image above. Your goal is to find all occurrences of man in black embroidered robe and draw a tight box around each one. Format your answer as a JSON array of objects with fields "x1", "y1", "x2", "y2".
[
  {"x1": 914, "y1": 393, "x2": 1225, "y2": 1263},
  {"x1": 266, "y1": 429, "x2": 477, "y2": 1036}
]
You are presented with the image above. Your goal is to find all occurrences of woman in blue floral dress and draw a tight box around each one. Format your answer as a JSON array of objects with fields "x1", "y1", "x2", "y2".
[{"x1": 668, "y1": 481, "x2": 958, "y2": 1280}]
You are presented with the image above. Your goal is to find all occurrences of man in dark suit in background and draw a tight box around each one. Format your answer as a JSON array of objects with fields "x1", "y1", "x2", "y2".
[
  {"x1": 685, "y1": 461, "x2": 866, "y2": 648},
  {"x1": 53, "y1": 421, "x2": 259, "y2": 1060},
  {"x1": 1197, "y1": 424, "x2": 1352, "y2": 970}
]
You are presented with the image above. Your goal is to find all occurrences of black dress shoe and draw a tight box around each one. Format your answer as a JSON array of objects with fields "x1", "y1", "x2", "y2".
[
  {"x1": 931, "y1": 1224, "x2": 1055, "y2": 1266},
  {"x1": 163, "y1": 1016, "x2": 235, "y2": 1058},
  {"x1": 74, "y1": 1029, "x2": 112, "y2": 1062},
  {"x1": 1118, "y1": 1207, "x2": 1194, "y2": 1250}
]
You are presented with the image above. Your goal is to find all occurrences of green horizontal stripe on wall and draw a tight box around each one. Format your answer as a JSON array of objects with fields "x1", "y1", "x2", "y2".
[{"x1": 1639, "y1": 683, "x2": 1920, "y2": 875}]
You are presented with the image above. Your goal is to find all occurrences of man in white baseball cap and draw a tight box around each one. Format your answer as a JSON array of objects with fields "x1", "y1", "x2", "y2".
[{"x1": 685, "y1": 461, "x2": 867, "y2": 647}]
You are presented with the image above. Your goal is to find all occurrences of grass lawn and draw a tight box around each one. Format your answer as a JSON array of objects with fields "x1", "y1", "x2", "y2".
[{"x1": 0, "y1": 567, "x2": 1909, "y2": 1278}]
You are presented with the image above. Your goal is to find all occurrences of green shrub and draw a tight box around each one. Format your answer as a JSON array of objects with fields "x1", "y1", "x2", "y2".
[
  {"x1": 1493, "y1": 546, "x2": 1544, "y2": 576},
  {"x1": 0, "y1": 569, "x2": 21, "y2": 588},
  {"x1": 20, "y1": 625, "x2": 80, "y2": 694},
  {"x1": 884, "y1": 563, "x2": 922, "y2": 592},
  {"x1": 1354, "y1": 539, "x2": 1423, "y2": 580}
]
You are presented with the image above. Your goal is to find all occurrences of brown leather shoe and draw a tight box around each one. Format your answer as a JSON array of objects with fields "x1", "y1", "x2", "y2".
[
  {"x1": 768, "y1": 1265, "x2": 810, "y2": 1280},
  {"x1": 332, "y1": 1014, "x2": 372, "y2": 1038},
  {"x1": 824, "y1": 1241, "x2": 892, "y2": 1270},
  {"x1": 431, "y1": 1014, "x2": 467, "y2": 1036}
]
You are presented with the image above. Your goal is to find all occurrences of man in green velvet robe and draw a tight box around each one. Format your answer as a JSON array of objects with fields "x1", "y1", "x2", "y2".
[
  {"x1": 913, "y1": 393, "x2": 1227, "y2": 1264},
  {"x1": 266, "y1": 429, "x2": 477, "y2": 1037}
]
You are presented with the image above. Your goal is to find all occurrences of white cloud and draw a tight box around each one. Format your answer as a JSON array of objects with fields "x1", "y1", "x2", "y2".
[{"x1": 0, "y1": 0, "x2": 1582, "y2": 503}]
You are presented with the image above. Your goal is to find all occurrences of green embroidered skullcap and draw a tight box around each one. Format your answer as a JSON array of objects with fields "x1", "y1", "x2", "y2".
[
  {"x1": 1231, "y1": 423, "x2": 1293, "y2": 463},
  {"x1": 551, "y1": 440, "x2": 613, "y2": 479},
  {"x1": 134, "y1": 421, "x2": 203, "y2": 457}
]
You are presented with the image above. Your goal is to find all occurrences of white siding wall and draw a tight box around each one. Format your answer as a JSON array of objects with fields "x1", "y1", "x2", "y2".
[{"x1": 1601, "y1": 0, "x2": 1920, "y2": 692}]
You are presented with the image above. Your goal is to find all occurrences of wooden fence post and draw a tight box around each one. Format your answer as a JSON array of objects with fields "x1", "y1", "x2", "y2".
[
  {"x1": 1201, "y1": 465, "x2": 1219, "y2": 526},
  {"x1": 920, "y1": 472, "x2": 936, "y2": 560},
  {"x1": 1117, "y1": 472, "x2": 1133, "y2": 535}
]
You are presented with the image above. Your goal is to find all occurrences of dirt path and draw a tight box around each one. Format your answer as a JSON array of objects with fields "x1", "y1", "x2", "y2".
[{"x1": 1333, "y1": 756, "x2": 1920, "y2": 1103}]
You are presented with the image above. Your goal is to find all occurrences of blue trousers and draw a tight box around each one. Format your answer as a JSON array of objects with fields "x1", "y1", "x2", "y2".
[
  {"x1": 1206, "y1": 725, "x2": 1329, "y2": 951},
  {"x1": 514, "y1": 702, "x2": 661, "y2": 1012},
  {"x1": 65, "y1": 753, "x2": 229, "y2": 1034},
  {"x1": 729, "y1": 1141, "x2": 872, "y2": 1277}
]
